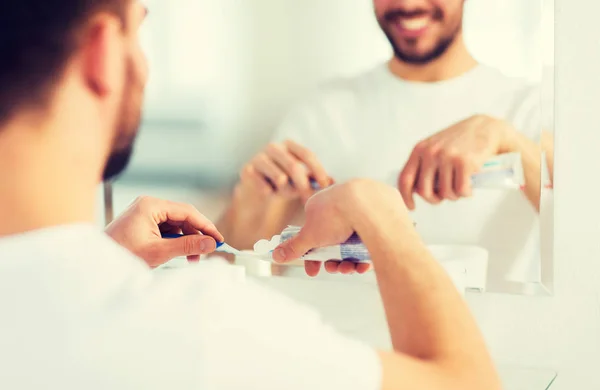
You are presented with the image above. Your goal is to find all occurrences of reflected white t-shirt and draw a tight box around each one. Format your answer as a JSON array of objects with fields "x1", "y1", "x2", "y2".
[
  {"x1": 0, "y1": 225, "x2": 381, "y2": 390},
  {"x1": 272, "y1": 64, "x2": 553, "y2": 284}
]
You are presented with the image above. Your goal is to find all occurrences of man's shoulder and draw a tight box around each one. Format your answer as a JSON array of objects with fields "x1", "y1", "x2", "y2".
[{"x1": 477, "y1": 64, "x2": 543, "y2": 99}]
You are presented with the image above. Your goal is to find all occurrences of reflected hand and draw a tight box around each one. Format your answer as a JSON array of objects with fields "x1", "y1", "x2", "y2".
[
  {"x1": 272, "y1": 180, "x2": 406, "y2": 277},
  {"x1": 237, "y1": 139, "x2": 333, "y2": 204},
  {"x1": 399, "y1": 114, "x2": 517, "y2": 210},
  {"x1": 105, "y1": 196, "x2": 224, "y2": 268}
]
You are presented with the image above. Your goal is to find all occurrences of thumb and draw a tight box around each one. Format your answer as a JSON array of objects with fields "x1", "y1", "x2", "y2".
[
  {"x1": 158, "y1": 235, "x2": 217, "y2": 261},
  {"x1": 273, "y1": 230, "x2": 314, "y2": 263}
]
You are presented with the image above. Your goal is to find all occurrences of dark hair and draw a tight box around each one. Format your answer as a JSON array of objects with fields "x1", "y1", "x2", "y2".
[{"x1": 0, "y1": 0, "x2": 128, "y2": 125}]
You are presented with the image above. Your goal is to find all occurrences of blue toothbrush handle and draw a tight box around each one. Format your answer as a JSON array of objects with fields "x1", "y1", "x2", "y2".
[
  {"x1": 161, "y1": 233, "x2": 184, "y2": 239},
  {"x1": 161, "y1": 233, "x2": 226, "y2": 249}
]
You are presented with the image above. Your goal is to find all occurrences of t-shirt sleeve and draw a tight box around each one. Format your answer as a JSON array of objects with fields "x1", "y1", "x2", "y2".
[{"x1": 508, "y1": 83, "x2": 554, "y2": 143}]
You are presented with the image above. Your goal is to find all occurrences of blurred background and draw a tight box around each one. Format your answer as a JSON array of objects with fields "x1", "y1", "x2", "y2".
[{"x1": 118, "y1": 0, "x2": 554, "y2": 190}]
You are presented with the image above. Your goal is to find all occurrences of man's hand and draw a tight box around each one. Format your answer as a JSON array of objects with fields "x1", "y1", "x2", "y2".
[
  {"x1": 105, "y1": 196, "x2": 224, "y2": 268},
  {"x1": 237, "y1": 139, "x2": 333, "y2": 204},
  {"x1": 272, "y1": 180, "x2": 410, "y2": 277},
  {"x1": 399, "y1": 114, "x2": 517, "y2": 210},
  {"x1": 217, "y1": 139, "x2": 333, "y2": 250}
]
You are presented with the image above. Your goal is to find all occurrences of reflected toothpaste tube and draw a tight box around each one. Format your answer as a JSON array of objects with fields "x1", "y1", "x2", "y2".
[{"x1": 468, "y1": 152, "x2": 525, "y2": 189}]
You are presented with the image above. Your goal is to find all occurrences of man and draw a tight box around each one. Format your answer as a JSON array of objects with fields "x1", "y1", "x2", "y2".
[
  {"x1": 0, "y1": 0, "x2": 502, "y2": 388},
  {"x1": 217, "y1": 0, "x2": 554, "y2": 278}
]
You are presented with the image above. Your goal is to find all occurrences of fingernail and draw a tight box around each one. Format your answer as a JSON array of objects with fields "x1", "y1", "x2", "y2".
[
  {"x1": 198, "y1": 240, "x2": 208, "y2": 252},
  {"x1": 274, "y1": 248, "x2": 287, "y2": 262}
]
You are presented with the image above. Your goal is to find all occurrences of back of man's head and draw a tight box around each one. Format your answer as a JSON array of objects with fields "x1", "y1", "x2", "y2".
[
  {"x1": 0, "y1": 0, "x2": 148, "y2": 181},
  {"x1": 0, "y1": 0, "x2": 128, "y2": 124}
]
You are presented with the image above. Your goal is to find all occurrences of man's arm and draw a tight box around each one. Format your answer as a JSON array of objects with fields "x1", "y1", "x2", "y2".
[
  {"x1": 353, "y1": 195, "x2": 500, "y2": 389},
  {"x1": 275, "y1": 180, "x2": 501, "y2": 390}
]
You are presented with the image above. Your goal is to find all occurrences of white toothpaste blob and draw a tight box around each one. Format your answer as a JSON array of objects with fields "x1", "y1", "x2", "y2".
[{"x1": 253, "y1": 235, "x2": 282, "y2": 255}]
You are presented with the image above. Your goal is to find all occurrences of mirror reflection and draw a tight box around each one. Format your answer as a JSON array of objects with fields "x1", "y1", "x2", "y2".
[{"x1": 113, "y1": 0, "x2": 555, "y2": 295}]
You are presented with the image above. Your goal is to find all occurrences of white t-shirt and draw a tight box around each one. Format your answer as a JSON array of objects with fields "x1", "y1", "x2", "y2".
[
  {"x1": 0, "y1": 225, "x2": 381, "y2": 390},
  {"x1": 272, "y1": 64, "x2": 553, "y2": 284}
]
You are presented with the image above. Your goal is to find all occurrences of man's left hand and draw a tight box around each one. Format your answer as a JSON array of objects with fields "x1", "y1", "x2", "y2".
[
  {"x1": 105, "y1": 196, "x2": 224, "y2": 268},
  {"x1": 399, "y1": 114, "x2": 517, "y2": 210}
]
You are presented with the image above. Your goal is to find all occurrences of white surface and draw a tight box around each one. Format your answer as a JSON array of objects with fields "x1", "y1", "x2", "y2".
[
  {"x1": 235, "y1": 245, "x2": 470, "y2": 297},
  {"x1": 428, "y1": 245, "x2": 488, "y2": 292}
]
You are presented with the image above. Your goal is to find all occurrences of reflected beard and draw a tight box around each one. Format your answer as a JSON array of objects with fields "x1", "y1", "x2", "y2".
[
  {"x1": 381, "y1": 18, "x2": 461, "y2": 65},
  {"x1": 390, "y1": 34, "x2": 456, "y2": 65},
  {"x1": 102, "y1": 142, "x2": 135, "y2": 181}
]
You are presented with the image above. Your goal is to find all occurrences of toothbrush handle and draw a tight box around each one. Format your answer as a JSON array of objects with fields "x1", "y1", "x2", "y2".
[
  {"x1": 161, "y1": 233, "x2": 225, "y2": 248},
  {"x1": 161, "y1": 233, "x2": 184, "y2": 239}
]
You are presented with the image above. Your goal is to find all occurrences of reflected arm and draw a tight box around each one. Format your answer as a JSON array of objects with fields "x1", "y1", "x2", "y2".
[{"x1": 505, "y1": 129, "x2": 554, "y2": 212}]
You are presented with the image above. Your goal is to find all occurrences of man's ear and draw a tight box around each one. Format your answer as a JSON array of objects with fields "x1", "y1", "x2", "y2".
[{"x1": 81, "y1": 15, "x2": 125, "y2": 98}]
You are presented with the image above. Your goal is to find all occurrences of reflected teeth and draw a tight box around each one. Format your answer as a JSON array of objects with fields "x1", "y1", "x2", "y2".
[{"x1": 398, "y1": 17, "x2": 430, "y2": 31}]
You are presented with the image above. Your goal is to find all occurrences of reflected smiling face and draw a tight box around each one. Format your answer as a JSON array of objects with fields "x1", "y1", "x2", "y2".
[{"x1": 374, "y1": 0, "x2": 466, "y2": 65}]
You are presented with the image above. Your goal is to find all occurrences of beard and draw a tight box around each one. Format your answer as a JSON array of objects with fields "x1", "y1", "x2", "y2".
[
  {"x1": 102, "y1": 62, "x2": 143, "y2": 182},
  {"x1": 386, "y1": 32, "x2": 457, "y2": 65},
  {"x1": 102, "y1": 141, "x2": 135, "y2": 181},
  {"x1": 380, "y1": 8, "x2": 462, "y2": 65}
]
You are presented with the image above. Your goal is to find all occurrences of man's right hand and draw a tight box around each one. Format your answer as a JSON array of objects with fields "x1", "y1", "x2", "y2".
[
  {"x1": 237, "y1": 139, "x2": 332, "y2": 203},
  {"x1": 272, "y1": 179, "x2": 413, "y2": 276}
]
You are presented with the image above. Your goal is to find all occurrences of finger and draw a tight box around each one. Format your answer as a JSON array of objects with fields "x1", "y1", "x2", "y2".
[
  {"x1": 240, "y1": 165, "x2": 274, "y2": 197},
  {"x1": 160, "y1": 202, "x2": 224, "y2": 243},
  {"x1": 455, "y1": 160, "x2": 474, "y2": 197},
  {"x1": 265, "y1": 143, "x2": 311, "y2": 197},
  {"x1": 187, "y1": 255, "x2": 201, "y2": 262},
  {"x1": 304, "y1": 260, "x2": 322, "y2": 277},
  {"x1": 272, "y1": 229, "x2": 314, "y2": 263},
  {"x1": 399, "y1": 152, "x2": 420, "y2": 210},
  {"x1": 436, "y1": 161, "x2": 458, "y2": 201},
  {"x1": 416, "y1": 153, "x2": 442, "y2": 205},
  {"x1": 253, "y1": 153, "x2": 289, "y2": 191},
  {"x1": 325, "y1": 261, "x2": 341, "y2": 274},
  {"x1": 153, "y1": 235, "x2": 217, "y2": 264},
  {"x1": 159, "y1": 223, "x2": 183, "y2": 236},
  {"x1": 338, "y1": 261, "x2": 356, "y2": 274},
  {"x1": 284, "y1": 140, "x2": 330, "y2": 188},
  {"x1": 356, "y1": 263, "x2": 372, "y2": 274},
  {"x1": 182, "y1": 223, "x2": 202, "y2": 263}
]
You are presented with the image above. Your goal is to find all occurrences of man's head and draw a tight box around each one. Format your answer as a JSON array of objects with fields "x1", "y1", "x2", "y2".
[
  {"x1": 374, "y1": 0, "x2": 466, "y2": 65},
  {"x1": 0, "y1": 0, "x2": 148, "y2": 181}
]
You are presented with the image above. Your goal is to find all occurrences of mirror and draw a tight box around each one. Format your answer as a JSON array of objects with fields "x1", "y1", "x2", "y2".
[{"x1": 109, "y1": 0, "x2": 555, "y2": 296}]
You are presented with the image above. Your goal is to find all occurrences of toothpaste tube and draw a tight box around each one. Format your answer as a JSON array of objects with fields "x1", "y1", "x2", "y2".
[
  {"x1": 468, "y1": 152, "x2": 525, "y2": 189},
  {"x1": 253, "y1": 225, "x2": 371, "y2": 263}
]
